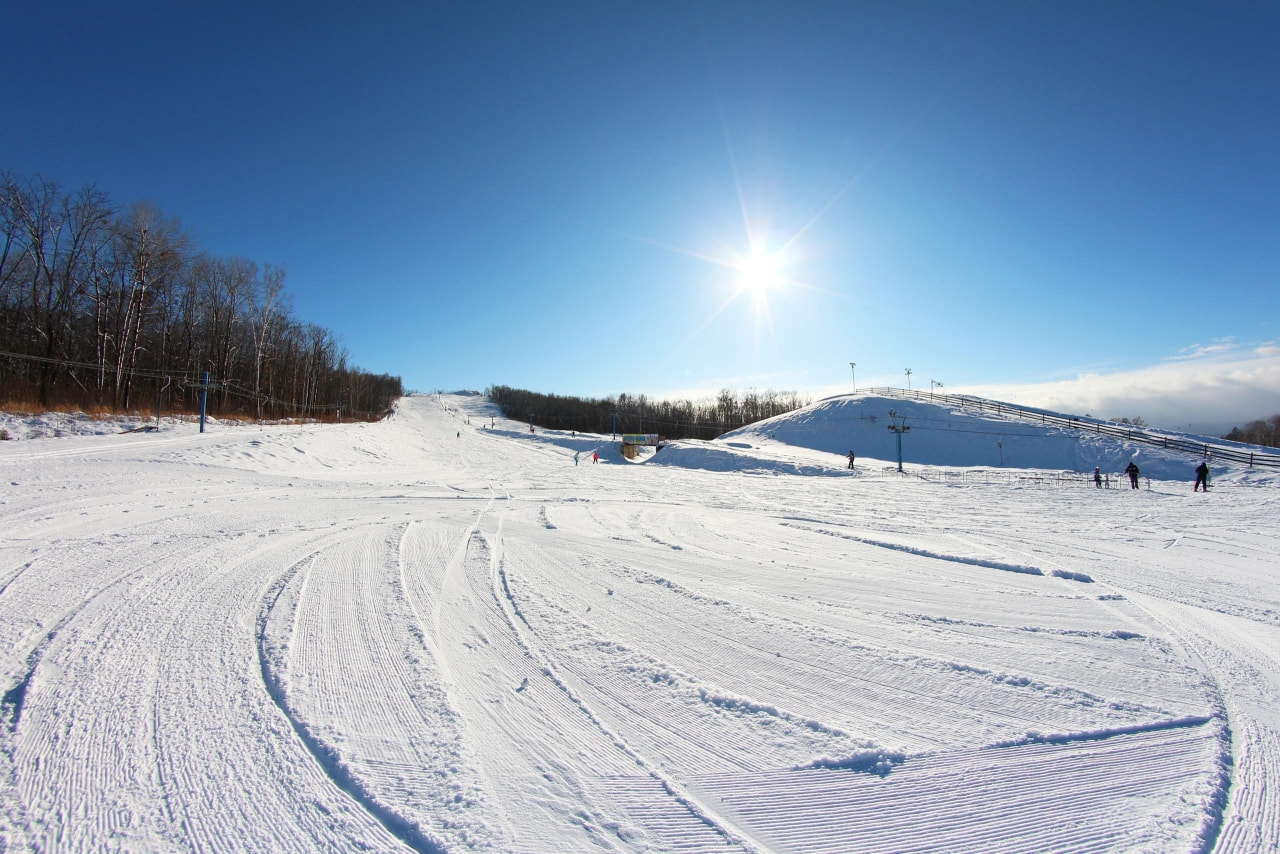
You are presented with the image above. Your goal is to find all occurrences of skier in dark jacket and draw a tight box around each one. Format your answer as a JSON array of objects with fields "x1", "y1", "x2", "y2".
[
  {"x1": 1194, "y1": 461, "x2": 1209, "y2": 492},
  {"x1": 847, "y1": 451, "x2": 856, "y2": 470},
  {"x1": 1124, "y1": 461, "x2": 1140, "y2": 489},
  {"x1": 1093, "y1": 467, "x2": 1102, "y2": 488}
]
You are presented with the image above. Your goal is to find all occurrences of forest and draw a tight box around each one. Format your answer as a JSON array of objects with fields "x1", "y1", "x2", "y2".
[
  {"x1": 1223, "y1": 415, "x2": 1280, "y2": 448},
  {"x1": 1, "y1": 170, "x2": 401, "y2": 420},
  {"x1": 486, "y1": 384, "x2": 810, "y2": 441}
]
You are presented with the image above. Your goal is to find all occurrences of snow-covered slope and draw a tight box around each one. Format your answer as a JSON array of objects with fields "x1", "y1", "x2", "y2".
[
  {"x1": 1, "y1": 393, "x2": 1276, "y2": 853},
  {"x1": 682, "y1": 392, "x2": 1261, "y2": 483}
]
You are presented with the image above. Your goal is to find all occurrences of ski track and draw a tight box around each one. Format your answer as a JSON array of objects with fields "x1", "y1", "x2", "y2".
[
  {"x1": 2, "y1": 392, "x2": 1275, "y2": 852},
  {"x1": 1116, "y1": 592, "x2": 1280, "y2": 853},
  {"x1": 7, "y1": 513, "x2": 406, "y2": 852},
  {"x1": 490, "y1": 520, "x2": 758, "y2": 853},
  {"x1": 502, "y1": 523, "x2": 1195, "y2": 757},
  {"x1": 687, "y1": 723, "x2": 1219, "y2": 854}
]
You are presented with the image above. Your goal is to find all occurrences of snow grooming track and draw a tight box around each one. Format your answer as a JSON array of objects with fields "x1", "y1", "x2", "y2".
[
  {"x1": 687, "y1": 719, "x2": 1221, "y2": 854},
  {"x1": 0, "y1": 534, "x2": 235, "y2": 852},
  {"x1": 1118, "y1": 588, "x2": 1280, "y2": 853},
  {"x1": 527, "y1": 553, "x2": 1054, "y2": 752},
  {"x1": 0, "y1": 566, "x2": 133, "y2": 850},
  {"x1": 257, "y1": 535, "x2": 447, "y2": 854},
  {"x1": 486, "y1": 512, "x2": 759, "y2": 853},
  {"x1": 421, "y1": 504, "x2": 669, "y2": 851}
]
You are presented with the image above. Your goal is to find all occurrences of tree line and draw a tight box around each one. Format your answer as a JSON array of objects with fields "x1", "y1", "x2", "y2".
[
  {"x1": 486, "y1": 385, "x2": 811, "y2": 440},
  {"x1": 1223, "y1": 414, "x2": 1280, "y2": 448},
  {"x1": 1, "y1": 170, "x2": 401, "y2": 419}
]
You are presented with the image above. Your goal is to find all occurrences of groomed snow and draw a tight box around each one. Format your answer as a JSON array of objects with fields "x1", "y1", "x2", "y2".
[{"x1": 1, "y1": 392, "x2": 1276, "y2": 853}]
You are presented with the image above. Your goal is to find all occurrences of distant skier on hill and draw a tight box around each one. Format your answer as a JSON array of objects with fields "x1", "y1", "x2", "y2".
[
  {"x1": 1124, "y1": 461, "x2": 1140, "y2": 489},
  {"x1": 1194, "y1": 461, "x2": 1210, "y2": 491},
  {"x1": 847, "y1": 450, "x2": 856, "y2": 469},
  {"x1": 1094, "y1": 467, "x2": 1102, "y2": 488}
]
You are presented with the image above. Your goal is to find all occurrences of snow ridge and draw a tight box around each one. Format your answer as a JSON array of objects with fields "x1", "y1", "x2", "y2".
[{"x1": 783, "y1": 522, "x2": 1045, "y2": 576}]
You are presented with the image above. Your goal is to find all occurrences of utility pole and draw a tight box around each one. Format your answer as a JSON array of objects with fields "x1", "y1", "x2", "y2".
[
  {"x1": 850, "y1": 362, "x2": 856, "y2": 392},
  {"x1": 930, "y1": 379, "x2": 942, "y2": 398},
  {"x1": 887, "y1": 409, "x2": 910, "y2": 473},
  {"x1": 905, "y1": 368, "x2": 913, "y2": 391}
]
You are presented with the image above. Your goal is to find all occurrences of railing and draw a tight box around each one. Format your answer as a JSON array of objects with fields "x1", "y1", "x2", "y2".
[{"x1": 844, "y1": 387, "x2": 1280, "y2": 470}]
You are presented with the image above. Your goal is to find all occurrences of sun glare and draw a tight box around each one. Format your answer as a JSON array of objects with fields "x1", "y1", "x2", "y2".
[{"x1": 737, "y1": 248, "x2": 779, "y2": 301}]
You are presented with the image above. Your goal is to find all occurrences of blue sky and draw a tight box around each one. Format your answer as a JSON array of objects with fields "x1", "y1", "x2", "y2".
[{"x1": 5, "y1": 1, "x2": 1278, "y2": 431}]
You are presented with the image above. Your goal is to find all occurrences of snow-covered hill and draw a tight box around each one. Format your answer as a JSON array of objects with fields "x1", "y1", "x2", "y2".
[
  {"x1": 642, "y1": 392, "x2": 1271, "y2": 485},
  {"x1": 1, "y1": 392, "x2": 1276, "y2": 853}
]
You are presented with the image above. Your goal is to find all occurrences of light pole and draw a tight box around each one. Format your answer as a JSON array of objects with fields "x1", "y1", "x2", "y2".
[
  {"x1": 850, "y1": 362, "x2": 856, "y2": 393},
  {"x1": 905, "y1": 368, "x2": 913, "y2": 391},
  {"x1": 930, "y1": 379, "x2": 942, "y2": 399}
]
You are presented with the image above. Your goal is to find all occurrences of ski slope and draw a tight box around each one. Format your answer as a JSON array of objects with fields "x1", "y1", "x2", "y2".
[{"x1": 1, "y1": 392, "x2": 1277, "y2": 853}]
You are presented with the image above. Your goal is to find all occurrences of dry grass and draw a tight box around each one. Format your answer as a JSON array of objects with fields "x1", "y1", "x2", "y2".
[{"x1": 1, "y1": 399, "x2": 376, "y2": 426}]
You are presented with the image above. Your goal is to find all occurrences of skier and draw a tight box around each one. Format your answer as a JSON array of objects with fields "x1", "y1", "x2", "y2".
[
  {"x1": 592, "y1": 451, "x2": 599, "y2": 464},
  {"x1": 1094, "y1": 467, "x2": 1102, "y2": 488},
  {"x1": 1194, "y1": 461, "x2": 1210, "y2": 492},
  {"x1": 1124, "y1": 461, "x2": 1140, "y2": 489},
  {"x1": 574, "y1": 451, "x2": 579, "y2": 466},
  {"x1": 847, "y1": 450, "x2": 856, "y2": 470}
]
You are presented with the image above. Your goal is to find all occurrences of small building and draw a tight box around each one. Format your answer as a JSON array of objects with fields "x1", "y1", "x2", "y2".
[{"x1": 620, "y1": 433, "x2": 664, "y2": 460}]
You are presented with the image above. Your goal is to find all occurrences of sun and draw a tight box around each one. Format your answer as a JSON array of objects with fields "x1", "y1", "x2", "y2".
[{"x1": 735, "y1": 247, "x2": 780, "y2": 303}]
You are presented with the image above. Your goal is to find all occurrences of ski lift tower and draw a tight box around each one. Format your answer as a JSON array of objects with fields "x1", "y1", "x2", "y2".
[
  {"x1": 887, "y1": 408, "x2": 910, "y2": 473},
  {"x1": 196, "y1": 372, "x2": 220, "y2": 433}
]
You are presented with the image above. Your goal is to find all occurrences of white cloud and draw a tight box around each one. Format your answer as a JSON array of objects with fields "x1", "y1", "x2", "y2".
[
  {"x1": 1255, "y1": 342, "x2": 1280, "y2": 358},
  {"x1": 1169, "y1": 337, "x2": 1238, "y2": 361},
  {"x1": 952, "y1": 347, "x2": 1280, "y2": 434}
]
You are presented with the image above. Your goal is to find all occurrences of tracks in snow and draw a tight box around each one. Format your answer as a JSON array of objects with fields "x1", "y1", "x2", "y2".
[
  {"x1": 4, "y1": 393, "x2": 1271, "y2": 852},
  {"x1": 1118, "y1": 590, "x2": 1280, "y2": 853}
]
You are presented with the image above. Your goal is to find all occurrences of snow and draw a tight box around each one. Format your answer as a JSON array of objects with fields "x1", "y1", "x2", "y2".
[{"x1": 1, "y1": 391, "x2": 1277, "y2": 853}]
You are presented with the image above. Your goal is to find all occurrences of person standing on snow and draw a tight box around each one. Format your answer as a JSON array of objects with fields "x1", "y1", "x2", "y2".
[
  {"x1": 847, "y1": 450, "x2": 856, "y2": 469},
  {"x1": 1094, "y1": 467, "x2": 1102, "y2": 488},
  {"x1": 592, "y1": 451, "x2": 599, "y2": 464},
  {"x1": 1124, "y1": 461, "x2": 1140, "y2": 489},
  {"x1": 1194, "y1": 461, "x2": 1210, "y2": 492},
  {"x1": 574, "y1": 451, "x2": 579, "y2": 466}
]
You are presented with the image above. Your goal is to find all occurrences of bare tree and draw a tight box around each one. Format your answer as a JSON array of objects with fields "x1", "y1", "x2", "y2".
[
  {"x1": 11, "y1": 176, "x2": 114, "y2": 404},
  {"x1": 1, "y1": 169, "x2": 401, "y2": 417},
  {"x1": 250, "y1": 264, "x2": 289, "y2": 419},
  {"x1": 105, "y1": 202, "x2": 190, "y2": 407}
]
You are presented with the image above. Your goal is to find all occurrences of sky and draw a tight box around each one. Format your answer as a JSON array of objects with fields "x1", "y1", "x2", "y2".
[{"x1": 4, "y1": 1, "x2": 1278, "y2": 433}]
